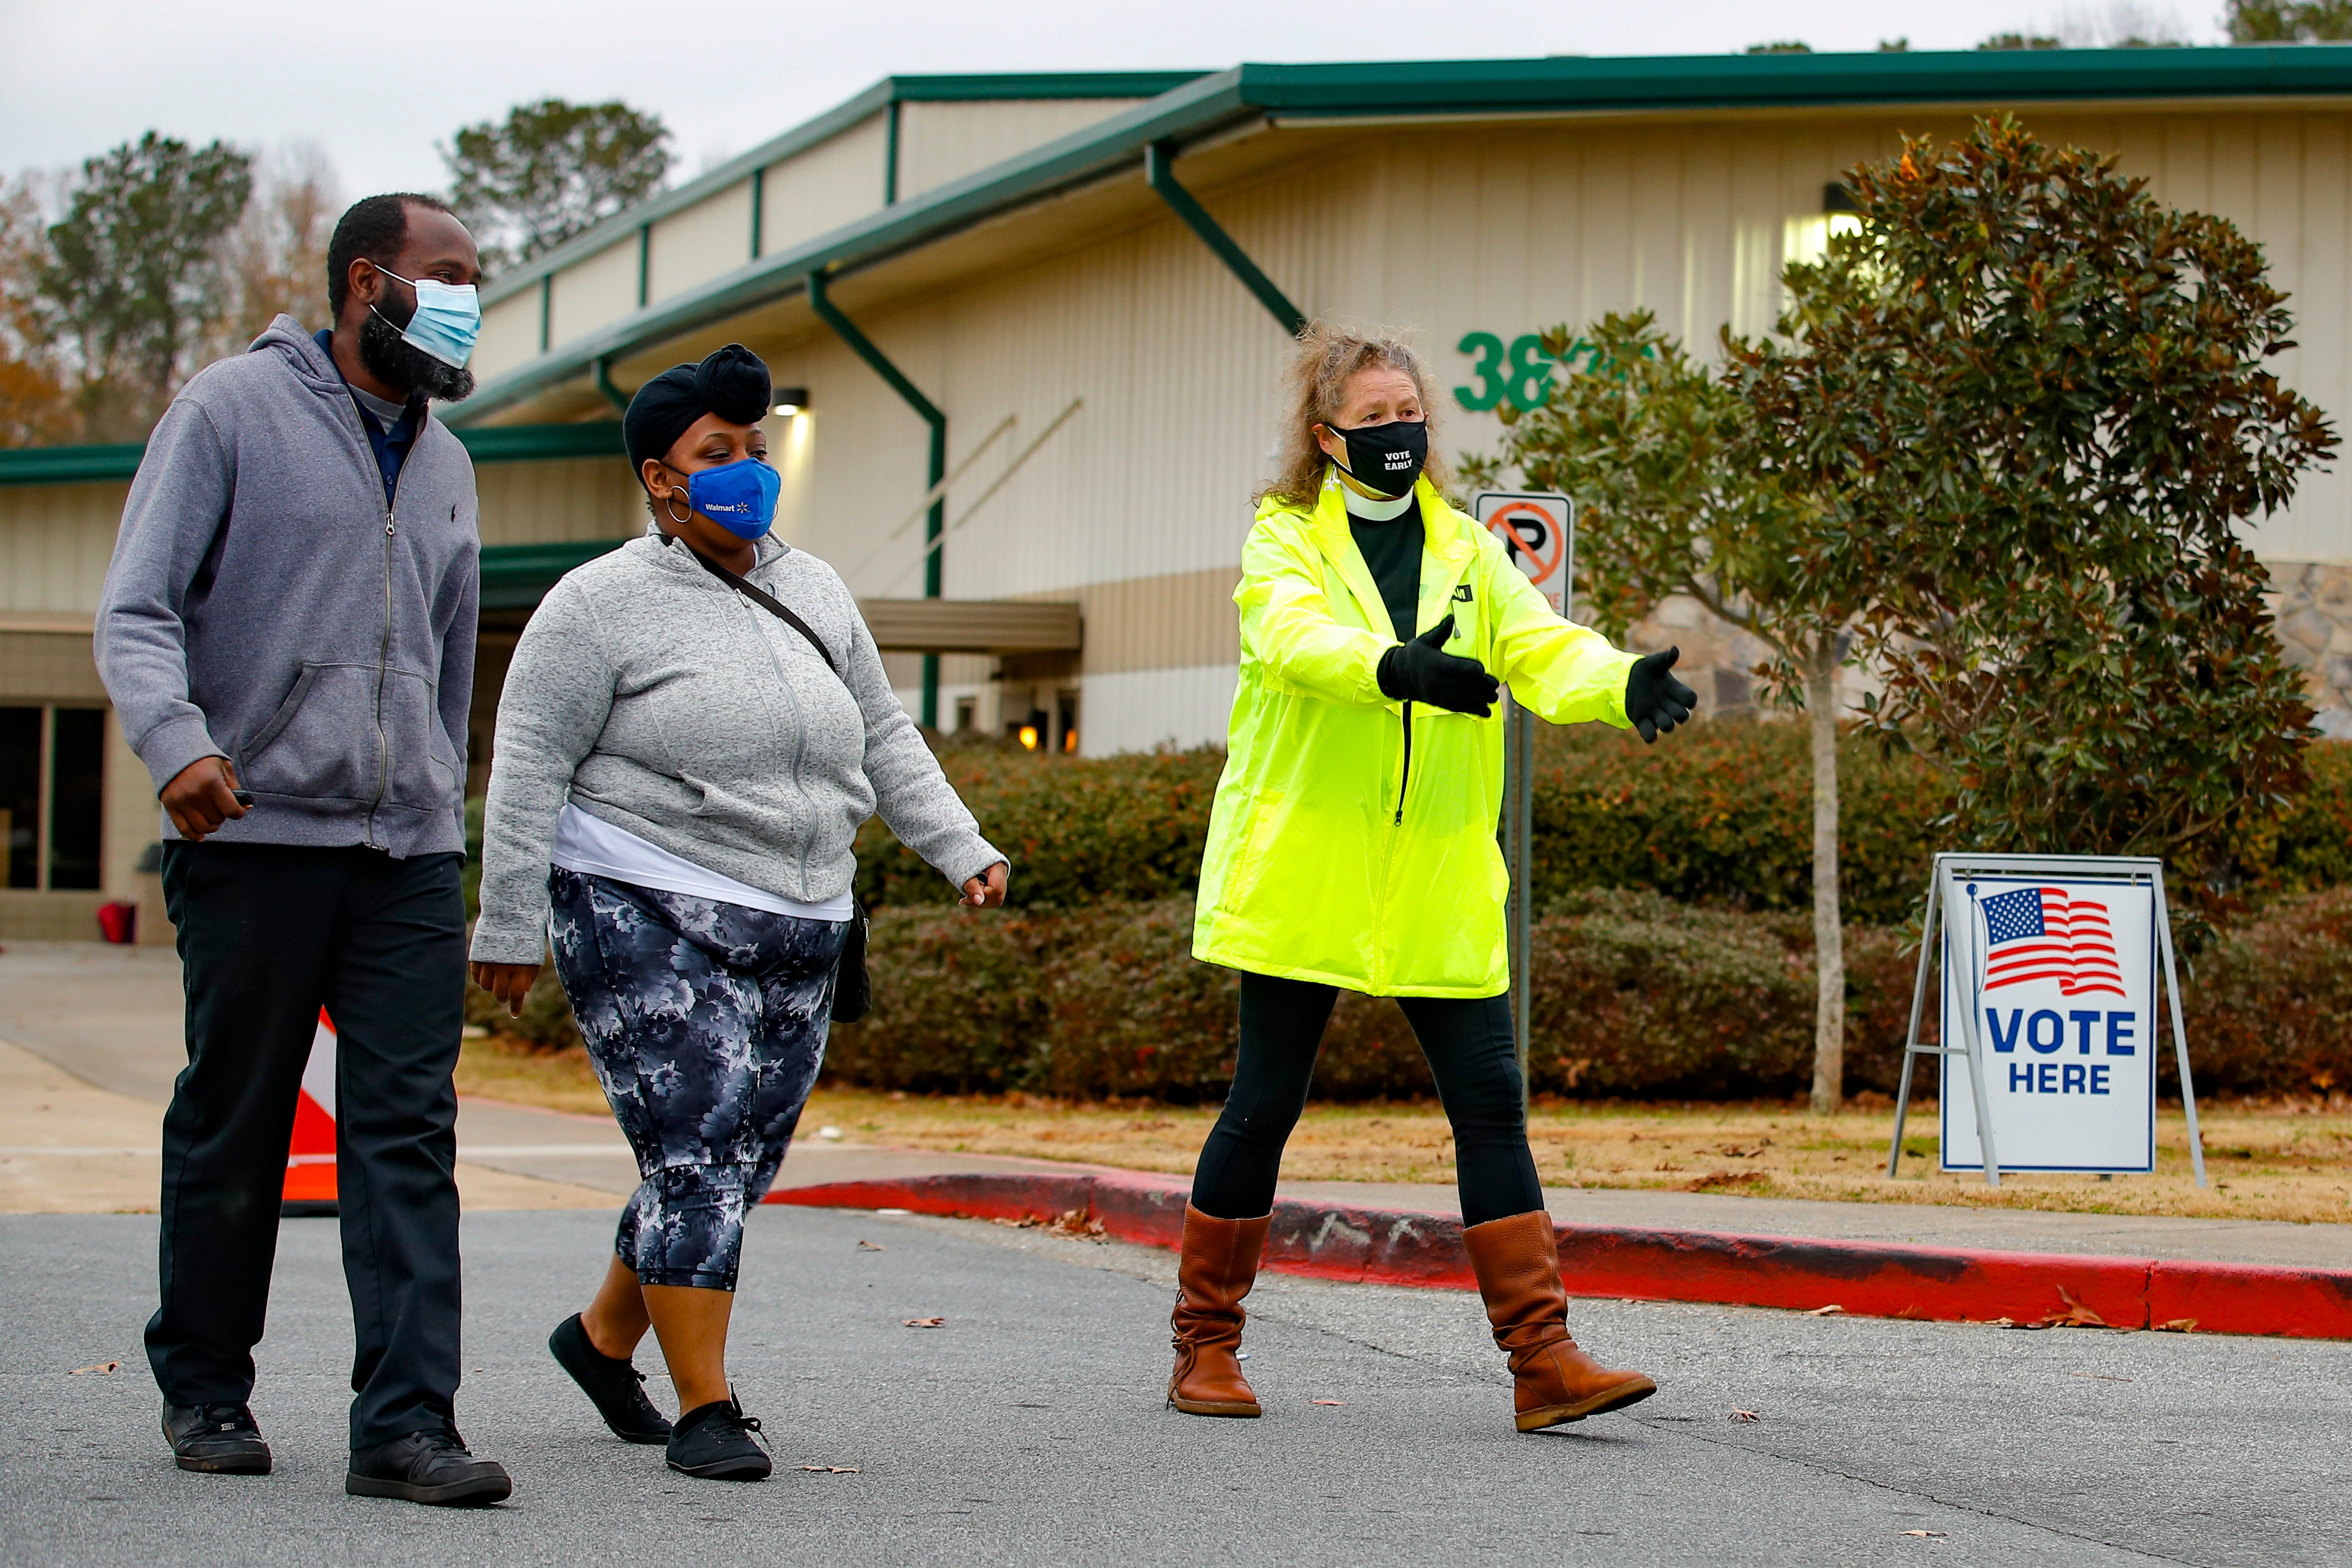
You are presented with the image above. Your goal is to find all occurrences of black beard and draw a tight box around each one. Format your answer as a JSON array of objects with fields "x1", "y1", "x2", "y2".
[{"x1": 358, "y1": 308, "x2": 476, "y2": 403}]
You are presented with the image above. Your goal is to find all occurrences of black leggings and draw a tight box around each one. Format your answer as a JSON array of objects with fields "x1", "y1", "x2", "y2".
[{"x1": 1189, "y1": 972, "x2": 1543, "y2": 1227}]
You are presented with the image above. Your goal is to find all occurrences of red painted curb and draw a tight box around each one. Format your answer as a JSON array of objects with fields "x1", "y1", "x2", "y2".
[{"x1": 764, "y1": 1170, "x2": 2352, "y2": 1340}]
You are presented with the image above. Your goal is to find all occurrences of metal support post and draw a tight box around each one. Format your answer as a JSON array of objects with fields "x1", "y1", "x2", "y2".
[
  {"x1": 1502, "y1": 694, "x2": 1534, "y2": 1109},
  {"x1": 808, "y1": 268, "x2": 947, "y2": 726},
  {"x1": 1144, "y1": 142, "x2": 1307, "y2": 335},
  {"x1": 2153, "y1": 874, "x2": 2210, "y2": 1188}
]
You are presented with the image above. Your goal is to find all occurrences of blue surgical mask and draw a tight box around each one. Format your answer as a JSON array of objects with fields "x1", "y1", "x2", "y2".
[
  {"x1": 685, "y1": 457, "x2": 782, "y2": 540},
  {"x1": 373, "y1": 267, "x2": 482, "y2": 368}
]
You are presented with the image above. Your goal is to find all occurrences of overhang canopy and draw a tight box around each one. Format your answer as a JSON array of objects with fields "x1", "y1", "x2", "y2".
[{"x1": 860, "y1": 598, "x2": 1082, "y2": 655}]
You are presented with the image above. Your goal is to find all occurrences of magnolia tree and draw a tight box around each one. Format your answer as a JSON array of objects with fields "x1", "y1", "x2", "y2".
[
  {"x1": 1473, "y1": 315, "x2": 1867, "y2": 1114},
  {"x1": 1477, "y1": 116, "x2": 2333, "y2": 1109},
  {"x1": 1731, "y1": 117, "x2": 2335, "y2": 906}
]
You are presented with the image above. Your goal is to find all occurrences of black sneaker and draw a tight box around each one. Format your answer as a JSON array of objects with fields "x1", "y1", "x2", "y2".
[
  {"x1": 666, "y1": 1393, "x2": 771, "y2": 1481},
  {"x1": 549, "y1": 1313, "x2": 672, "y2": 1444},
  {"x1": 162, "y1": 1401, "x2": 271, "y2": 1474},
  {"x1": 346, "y1": 1428, "x2": 512, "y2": 1507}
]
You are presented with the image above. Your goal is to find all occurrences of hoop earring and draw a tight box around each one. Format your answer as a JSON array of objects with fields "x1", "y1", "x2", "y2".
[{"x1": 663, "y1": 489, "x2": 692, "y2": 526}]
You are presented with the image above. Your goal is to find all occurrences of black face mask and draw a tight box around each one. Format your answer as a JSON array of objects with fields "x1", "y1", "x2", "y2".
[{"x1": 1324, "y1": 417, "x2": 1428, "y2": 497}]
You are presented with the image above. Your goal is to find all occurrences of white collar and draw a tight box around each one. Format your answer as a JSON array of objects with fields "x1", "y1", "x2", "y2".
[{"x1": 1341, "y1": 481, "x2": 1415, "y2": 523}]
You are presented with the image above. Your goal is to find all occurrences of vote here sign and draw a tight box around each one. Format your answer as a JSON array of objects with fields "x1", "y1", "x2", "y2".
[
  {"x1": 1940, "y1": 869, "x2": 2160, "y2": 1174},
  {"x1": 1474, "y1": 491, "x2": 1574, "y2": 617}
]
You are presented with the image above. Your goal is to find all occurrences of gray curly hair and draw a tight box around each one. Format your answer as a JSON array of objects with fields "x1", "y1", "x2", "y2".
[{"x1": 1257, "y1": 319, "x2": 1448, "y2": 508}]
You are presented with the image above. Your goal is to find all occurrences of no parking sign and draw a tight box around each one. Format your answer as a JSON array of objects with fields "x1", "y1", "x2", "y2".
[{"x1": 1474, "y1": 491, "x2": 1573, "y2": 616}]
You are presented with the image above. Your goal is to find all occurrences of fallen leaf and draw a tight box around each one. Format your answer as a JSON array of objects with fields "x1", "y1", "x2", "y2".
[
  {"x1": 2040, "y1": 1285, "x2": 2108, "y2": 1329},
  {"x1": 798, "y1": 1465, "x2": 860, "y2": 1473},
  {"x1": 856, "y1": 1240, "x2": 885, "y2": 1251},
  {"x1": 902, "y1": 1317, "x2": 945, "y2": 1329},
  {"x1": 68, "y1": 1360, "x2": 120, "y2": 1376},
  {"x1": 1729, "y1": 1409, "x2": 1761, "y2": 1423},
  {"x1": 2156, "y1": 1318, "x2": 2198, "y2": 1333},
  {"x1": 1806, "y1": 1304, "x2": 1844, "y2": 1316},
  {"x1": 1899, "y1": 1530, "x2": 1948, "y2": 1538},
  {"x1": 1310, "y1": 1399, "x2": 1345, "y2": 1407}
]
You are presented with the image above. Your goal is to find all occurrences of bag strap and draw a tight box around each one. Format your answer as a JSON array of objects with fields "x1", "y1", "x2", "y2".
[{"x1": 681, "y1": 539, "x2": 839, "y2": 674}]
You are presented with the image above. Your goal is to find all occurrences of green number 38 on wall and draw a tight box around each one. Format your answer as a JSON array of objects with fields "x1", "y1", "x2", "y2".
[{"x1": 1454, "y1": 331, "x2": 1604, "y2": 414}]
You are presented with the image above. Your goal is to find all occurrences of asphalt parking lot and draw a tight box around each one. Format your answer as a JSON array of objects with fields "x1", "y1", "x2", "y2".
[{"x1": 6, "y1": 1204, "x2": 2346, "y2": 1567}]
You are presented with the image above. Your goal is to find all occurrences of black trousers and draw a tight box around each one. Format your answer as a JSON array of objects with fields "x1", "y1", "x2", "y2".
[
  {"x1": 1190, "y1": 972, "x2": 1544, "y2": 1227},
  {"x1": 148, "y1": 842, "x2": 468, "y2": 1450}
]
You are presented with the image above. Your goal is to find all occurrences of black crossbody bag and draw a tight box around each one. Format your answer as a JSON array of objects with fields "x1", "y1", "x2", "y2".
[{"x1": 685, "y1": 543, "x2": 871, "y2": 1023}]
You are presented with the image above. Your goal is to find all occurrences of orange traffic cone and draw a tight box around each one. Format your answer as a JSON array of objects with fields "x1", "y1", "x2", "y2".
[{"x1": 281, "y1": 1009, "x2": 338, "y2": 1218}]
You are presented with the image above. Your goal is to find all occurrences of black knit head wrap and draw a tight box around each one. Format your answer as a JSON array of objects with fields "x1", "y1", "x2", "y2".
[{"x1": 623, "y1": 343, "x2": 772, "y2": 490}]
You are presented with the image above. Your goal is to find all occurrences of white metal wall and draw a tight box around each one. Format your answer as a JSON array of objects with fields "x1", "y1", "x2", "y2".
[
  {"x1": 547, "y1": 239, "x2": 640, "y2": 355},
  {"x1": 475, "y1": 458, "x2": 646, "y2": 546},
  {"x1": 0, "y1": 481, "x2": 131, "y2": 616},
  {"x1": 894, "y1": 98, "x2": 1151, "y2": 199},
  {"x1": 651, "y1": 180, "x2": 755, "y2": 302},
  {"x1": 759, "y1": 112, "x2": 889, "y2": 259},
  {"x1": 476, "y1": 290, "x2": 541, "y2": 378}
]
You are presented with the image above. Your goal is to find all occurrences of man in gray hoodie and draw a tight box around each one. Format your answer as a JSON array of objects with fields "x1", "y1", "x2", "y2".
[{"x1": 95, "y1": 192, "x2": 509, "y2": 1506}]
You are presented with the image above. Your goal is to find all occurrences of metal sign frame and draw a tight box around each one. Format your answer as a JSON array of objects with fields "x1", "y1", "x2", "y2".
[
  {"x1": 1477, "y1": 491, "x2": 1575, "y2": 1104},
  {"x1": 1885, "y1": 852, "x2": 2207, "y2": 1189}
]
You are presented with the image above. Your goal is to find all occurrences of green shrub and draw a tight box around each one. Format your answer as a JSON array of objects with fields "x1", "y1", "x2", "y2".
[
  {"x1": 826, "y1": 887, "x2": 2350, "y2": 1103},
  {"x1": 2176, "y1": 886, "x2": 2352, "y2": 1097},
  {"x1": 856, "y1": 730, "x2": 2350, "y2": 924}
]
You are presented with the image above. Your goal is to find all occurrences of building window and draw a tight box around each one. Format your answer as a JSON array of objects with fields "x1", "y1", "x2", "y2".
[
  {"x1": 953, "y1": 697, "x2": 976, "y2": 733},
  {"x1": 0, "y1": 704, "x2": 104, "y2": 890}
]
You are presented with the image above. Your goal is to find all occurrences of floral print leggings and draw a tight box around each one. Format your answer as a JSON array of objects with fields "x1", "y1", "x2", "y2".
[{"x1": 547, "y1": 867, "x2": 848, "y2": 1290}]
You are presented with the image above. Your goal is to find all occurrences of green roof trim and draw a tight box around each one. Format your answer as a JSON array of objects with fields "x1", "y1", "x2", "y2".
[
  {"x1": 0, "y1": 443, "x2": 145, "y2": 486},
  {"x1": 456, "y1": 421, "x2": 624, "y2": 463},
  {"x1": 479, "y1": 537, "x2": 630, "y2": 609},
  {"x1": 478, "y1": 71, "x2": 1209, "y2": 310},
  {"x1": 0, "y1": 422, "x2": 625, "y2": 487},
  {"x1": 452, "y1": 45, "x2": 2352, "y2": 428},
  {"x1": 1238, "y1": 45, "x2": 2352, "y2": 117}
]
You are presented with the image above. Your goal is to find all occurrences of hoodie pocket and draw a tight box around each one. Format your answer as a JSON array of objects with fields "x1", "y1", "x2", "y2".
[
  {"x1": 238, "y1": 662, "x2": 382, "y2": 803},
  {"x1": 382, "y1": 667, "x2": 461, "y2": 811}
]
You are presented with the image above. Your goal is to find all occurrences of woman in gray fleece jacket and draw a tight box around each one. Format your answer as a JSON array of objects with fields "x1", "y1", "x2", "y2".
[{"x1": 470, "y1": 347, "x2": 1007, "y2": 1482}]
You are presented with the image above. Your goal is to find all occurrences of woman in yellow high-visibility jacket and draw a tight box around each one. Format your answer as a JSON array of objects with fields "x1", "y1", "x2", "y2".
[{"x1": 1169, "y1": 323, "x2": 1697, "y2": 1433}]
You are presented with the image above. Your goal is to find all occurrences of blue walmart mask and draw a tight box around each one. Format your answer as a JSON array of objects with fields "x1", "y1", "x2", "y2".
[
  {"x1": 373, "y1": 267, "x2": 482, "y2": 368},
  {"x1": 686, "y1": 457, "x2": 782, "y2": 540}
]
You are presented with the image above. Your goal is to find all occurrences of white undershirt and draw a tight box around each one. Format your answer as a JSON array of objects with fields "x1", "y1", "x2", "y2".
[{"x1": 551, "y1": 801, "x2": 854, "y2": 921}]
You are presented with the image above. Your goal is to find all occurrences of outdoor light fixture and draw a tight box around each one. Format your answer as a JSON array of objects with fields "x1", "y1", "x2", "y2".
[{"x1": 772, "y1": 386, "x2": 810, "y2": 417}]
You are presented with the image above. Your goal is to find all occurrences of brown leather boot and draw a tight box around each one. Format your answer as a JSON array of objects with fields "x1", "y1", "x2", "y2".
[
  {"x1": 1167, "y1": 1205, "x2": 1270, "y2": 1417},
  {"x1": 1463, "y1": 1210, "x2": 1657, "y2": 1432}
]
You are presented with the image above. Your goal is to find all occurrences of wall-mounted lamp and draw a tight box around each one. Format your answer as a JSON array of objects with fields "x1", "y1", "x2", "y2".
[{"x1": 772, "y1": 386, "x2": 810, "y2": 418}]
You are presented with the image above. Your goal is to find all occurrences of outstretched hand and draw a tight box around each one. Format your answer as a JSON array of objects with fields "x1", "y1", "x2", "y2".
[
  {"x1": 1376, "y1": 613, "x2": 1499, "y2": 717},
  {"x1": 1624, "y1": 646, "x2": 1697, "y2": 744}
]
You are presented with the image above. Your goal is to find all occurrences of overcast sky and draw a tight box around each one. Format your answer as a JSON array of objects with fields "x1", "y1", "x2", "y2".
[{"x1": 2, "y1": 0, "x2": 2217, "y2": 200}]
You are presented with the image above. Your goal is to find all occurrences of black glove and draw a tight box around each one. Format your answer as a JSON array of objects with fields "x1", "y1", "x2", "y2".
[
  {"x1": 1624, "y1": 646, "x2": 1697, "y2": 743},
  {"x1": 1376, "y1": 614, "x2": 1499, "y2": 717}
]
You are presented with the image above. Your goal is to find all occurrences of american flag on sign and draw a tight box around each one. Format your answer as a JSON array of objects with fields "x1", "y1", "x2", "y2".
[{"x1": 1980, "y1": 887, "x2": 2125, "y2": 997}]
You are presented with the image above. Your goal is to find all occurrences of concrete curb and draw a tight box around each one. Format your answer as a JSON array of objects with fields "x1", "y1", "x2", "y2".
[{"x1": 766, "y1": 1169, "x2": 2352, "y2": 1340}]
